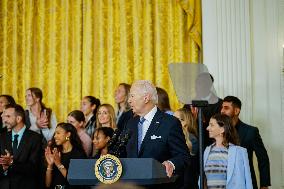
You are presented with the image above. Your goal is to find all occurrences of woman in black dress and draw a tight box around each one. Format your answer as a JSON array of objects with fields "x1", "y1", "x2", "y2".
[
  {"x1": 45, "y1": 122, "x2": 86, "y2": 189},
  {"x1": 93, "y1": 127, "x2": 114, "y2": 159}
]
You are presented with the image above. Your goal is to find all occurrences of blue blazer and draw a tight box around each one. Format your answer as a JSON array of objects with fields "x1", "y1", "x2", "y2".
[{"x1": 203, "y1": 144, "x2": 253, "y2": 189}]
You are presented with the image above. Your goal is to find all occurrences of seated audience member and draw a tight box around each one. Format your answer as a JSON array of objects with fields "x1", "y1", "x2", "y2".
[
  {"x1": 221, "y1": 96, "x2": 271, "y2": 189},
  {"x1": 45, "y1": 123, "x2": 86, "y2": 189},
  {"x1": 67, "y1": 110, "x2": 93, "y2": 157},
  {"x1": 156, "y1": 87, "x2": 173, "y2": 115},
  {"x1": 96, "y1": 104, "x2": 117, "y2": 130},
  {"x1": 0, "y1": 104, "x2": 42, "y2": 189},
  {"x1": 25, "y1": 87, "x2": 57, "y2": 142},
  {"x1": 114, "y1": 83, "x2": 132, "y2": 130},
  {"x1": 174, "y1": 108, "x2": 199, "y2": 188},
  {"x1": 0, "y1": 95, "x2": 16, "y2": 132},
  {"x1": 93, "y1": 127, "x2": 114, "y2": 158},
  {"x1": 203, "y1": 114, "x2": 252, "y2": 189},
  {"x1": 81, "y1": 96, "x2": 100, "y2": 139}
]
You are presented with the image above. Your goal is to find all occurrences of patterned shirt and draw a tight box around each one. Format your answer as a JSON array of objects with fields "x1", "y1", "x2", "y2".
[{"x1": 204, "y1": 146, "x2": 228, "y2": 189}]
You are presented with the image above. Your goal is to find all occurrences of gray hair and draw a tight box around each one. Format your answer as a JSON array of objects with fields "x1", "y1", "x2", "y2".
[{"x1": 132, "y1": 80, "x2": 158, "y2": 104}]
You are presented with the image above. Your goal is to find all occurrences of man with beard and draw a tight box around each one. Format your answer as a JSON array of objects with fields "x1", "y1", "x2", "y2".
[
  {"x1": 0, "y1": 104, "x2": 42, "y2": 189},
  {"x1": 221, "y1": 96, "x2": 271, "y2": 189}
]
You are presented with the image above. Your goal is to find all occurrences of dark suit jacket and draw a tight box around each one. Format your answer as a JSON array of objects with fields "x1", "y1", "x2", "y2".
[
  {"x1": 117, "y1": 109, "x2": 134, "y2": 131},
  {"x1": 236, "y1": 120, "x2": 271, "y2": 189},
  {"x1": 0, "y1": 129, "x2": 43, "y2": 189},
  {"x1": 126, "y1": 109, "x2": 190, "y2": 174}
]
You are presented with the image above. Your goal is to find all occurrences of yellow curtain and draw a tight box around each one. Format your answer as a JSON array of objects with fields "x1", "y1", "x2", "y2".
[{"x1": 0, "y1": 0, "x2": 201, "y2": 122}]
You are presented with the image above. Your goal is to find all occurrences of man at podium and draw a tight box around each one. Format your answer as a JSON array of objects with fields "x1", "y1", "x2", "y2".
[{"x1": 126, "y1": 80, "x2": 190, "y2": 188}]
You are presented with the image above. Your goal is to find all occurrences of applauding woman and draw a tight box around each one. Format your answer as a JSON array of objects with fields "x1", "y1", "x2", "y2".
[
  {"x1": 204, "y1": 114, "x2": 252, "y2": 189},
  {"x1": 45, "y1": 123, "x2": 86, "y2": 189}
]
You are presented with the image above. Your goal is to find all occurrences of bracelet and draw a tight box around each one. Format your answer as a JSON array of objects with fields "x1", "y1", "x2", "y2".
[
  {"x1": 57, "y1": 164, "x2": 65, "y2": 170},
  {"x1": 46, "y1": 167, "x2": 53, "y2": 171}
]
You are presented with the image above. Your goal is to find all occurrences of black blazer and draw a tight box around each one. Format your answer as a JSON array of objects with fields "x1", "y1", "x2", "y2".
[
  {"x1": 0, "y1": 129, "x2": 43, "y2": 189},
  {"x1": 126, "y1": 109, "x2": 190, "y2": 173},
  {"x1": 236, "y1": 120, "x2": 271, "y2": 189}
]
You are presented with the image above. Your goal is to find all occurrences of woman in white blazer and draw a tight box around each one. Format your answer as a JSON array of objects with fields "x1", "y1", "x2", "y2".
[{"x1": 202, "y1": 114, "x2": 253, "y2": 189}]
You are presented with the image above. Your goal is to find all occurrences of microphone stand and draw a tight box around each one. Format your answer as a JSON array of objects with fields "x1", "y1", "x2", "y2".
[{"x1": 192, "y1": 100, "x2": 208, "y2": 189}]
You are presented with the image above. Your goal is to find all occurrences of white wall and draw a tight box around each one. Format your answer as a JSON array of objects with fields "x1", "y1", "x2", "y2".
[{"x1": 202, "y1": 0, "x2": 284, "y2": 188}]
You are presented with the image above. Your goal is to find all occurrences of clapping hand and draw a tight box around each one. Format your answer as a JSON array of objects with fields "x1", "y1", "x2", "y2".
[
  {"x1": 45, "y1": 147, "x2": 54, "y2": 166},
  {"x1": 53, "y1": 148, "x2": 61, "y2": 167}
]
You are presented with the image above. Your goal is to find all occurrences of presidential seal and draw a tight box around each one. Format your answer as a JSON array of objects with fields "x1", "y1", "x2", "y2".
[{"x1": 94, "y1": 154, "x2": 122, "y2": 184}]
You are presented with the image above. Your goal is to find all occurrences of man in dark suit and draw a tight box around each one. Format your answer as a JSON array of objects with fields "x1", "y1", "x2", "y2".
[
  {"x1": 126, "y1": 80, "x2": 190, "y2": 188},
  {"x1": 221, "y1": 96, "x2": 271, "y2": 189},
  {"x1": 0, "y1": 104, "x2": 42, "y2": 189}
]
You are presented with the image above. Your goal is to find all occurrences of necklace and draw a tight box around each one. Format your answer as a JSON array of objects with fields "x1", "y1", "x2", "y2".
[{"x1": 62, "y1": 145, "x2": 72, "y2": 153}]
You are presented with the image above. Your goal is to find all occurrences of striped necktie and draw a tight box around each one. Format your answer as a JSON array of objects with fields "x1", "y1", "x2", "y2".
[{"x1": 137, "y1": 117, "x2": 146, "y2": 153}]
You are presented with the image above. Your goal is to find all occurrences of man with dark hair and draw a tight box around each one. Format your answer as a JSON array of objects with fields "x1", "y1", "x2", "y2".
[
  {"x1": 0, "y1": 104, "x2": 42, "y2": 189},
  {"x1": 0, "y1": 95, "x2": 16, "y2": 133},
  {"x1": 221, "y1": 96, "x2": 271, "y2": 189}
]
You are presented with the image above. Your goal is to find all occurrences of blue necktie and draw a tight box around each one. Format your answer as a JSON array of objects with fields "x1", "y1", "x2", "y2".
[
  {"x1": 13, "y1": 134, "x2": 19, "y2": 155},
  {"x1": 137, "y1": 117, "x2": 146, "y2": 153}
]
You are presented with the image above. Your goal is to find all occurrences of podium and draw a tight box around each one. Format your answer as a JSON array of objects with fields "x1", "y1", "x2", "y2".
[{"x1": 67, "y1": 158, "x2": 177, "y2": 186}]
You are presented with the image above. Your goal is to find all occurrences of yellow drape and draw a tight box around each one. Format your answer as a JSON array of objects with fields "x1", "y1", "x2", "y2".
[{"x1": 0, "y1": 0, "x2": 201, "y2": 122}]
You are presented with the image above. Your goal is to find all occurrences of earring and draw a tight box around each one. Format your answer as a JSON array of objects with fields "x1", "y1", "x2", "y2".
[{"x1": 66, "y1": 136, "x2": 70, "y2": 141}]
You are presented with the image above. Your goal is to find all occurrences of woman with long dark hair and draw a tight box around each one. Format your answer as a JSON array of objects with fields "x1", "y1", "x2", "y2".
[
  {"x1": 67, "y1": 110, "x2": 93, "y2": 157},
  {"x1": 80, "y1": 96, "x2": 100, "y2": 139},
  {"x1": 93, "y1": 127, "x2": 114, "y2": 158},
  {"x1": 45, "y1": 123, "x2": 86, "y2": 189},
  {"x1": 203, "y1": 114, "x2": 252, "y2": 189}
]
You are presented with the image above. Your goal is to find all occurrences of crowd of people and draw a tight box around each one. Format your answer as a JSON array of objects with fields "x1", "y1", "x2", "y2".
[{"x1": 0, "y1": 78, "x2": 271, "y2": 189}]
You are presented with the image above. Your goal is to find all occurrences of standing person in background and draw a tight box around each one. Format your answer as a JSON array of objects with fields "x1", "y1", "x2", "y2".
[
  {"x1": 96, "y1": 104, "x2": 117, "y2": 130},
  {"x1": 174, "y1": 108, "x2": 199, "y2": 189},
  {"x1": 81, "y1": 96, "x2": 100, "y2": 139},
  {"x1": 0, "y1": 95, "x2": 16, "y2": 133},
  {"x1": 0, "y1": 104, "x2": 42, "y2": 189},
  {"x1": 25, "y1": 87, "x2": 57, "y2": 142},
  {"x1": 204, "y1": 114, "x2": 252, "y2": 189},
  {"x1": 45, "y1": 123, "x2": 86, "y2": 189},
  {"x1": 67, "y1": 110, "x2": 93, "y2": 157},
  {"x1": 221, "y1": 96, "x2": 271, "y2": 189},
  {"x1": 114, "y1": 83, "x2": 131, "y2": 123},
  {"x1": 156, "y1": 87, "x2": 173, "y2": 115},
  {"x1": 114, "y1": 83, "x2": 133, "y2": 131}
]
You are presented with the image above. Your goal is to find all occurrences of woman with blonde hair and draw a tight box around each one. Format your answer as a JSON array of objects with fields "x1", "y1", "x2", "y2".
[
  {"x1": 96, "y1": 104, "x2": 116, "y2": 130},
  {"x1": 174, "y1": 108, "x2": 198, "y2": 155},
  {"x1": 174, "y1": 107, "x2": 199, "y2": 189}
]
